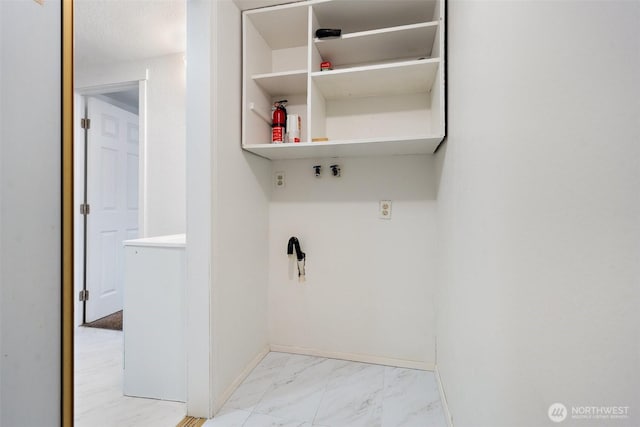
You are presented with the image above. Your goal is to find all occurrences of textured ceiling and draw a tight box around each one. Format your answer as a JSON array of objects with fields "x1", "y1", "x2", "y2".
[{"x1": 75, "y1": 0, "x2": 186, "y2": 67}]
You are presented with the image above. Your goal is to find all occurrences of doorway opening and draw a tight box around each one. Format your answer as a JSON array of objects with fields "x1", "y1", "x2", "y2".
[
  {"x1": 68, "y1": 0, "x2": 188, "y2": 424},
  {"x1": 74, "y1": 83, "x2": 145, "y2": 327}
]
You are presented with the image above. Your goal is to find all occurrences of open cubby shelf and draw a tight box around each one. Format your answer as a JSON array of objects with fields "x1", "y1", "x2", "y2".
[
  {"x1": 253, "y1": 70, "x2": 308, "y2": 96},
  {"x1": 311, "y1": 59, "x2": 440, "y2": 100},
  {"x1": 242, "y1": 0, "x2": 445, "y2": 160}
]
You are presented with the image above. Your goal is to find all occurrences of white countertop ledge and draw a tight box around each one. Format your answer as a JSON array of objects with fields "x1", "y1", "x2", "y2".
[{"x1": 123, "y1": 234, "x2": 186, "y2": 248}]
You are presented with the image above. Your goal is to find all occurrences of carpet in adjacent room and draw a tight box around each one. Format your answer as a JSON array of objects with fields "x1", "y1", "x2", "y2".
[{"x1": 84, "y1": 310, "x2": 123, "y2": 331}]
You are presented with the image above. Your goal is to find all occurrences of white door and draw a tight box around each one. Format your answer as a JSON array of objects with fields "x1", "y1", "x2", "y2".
[{"x1": 85, "y1": 96, "x2": 139, "y2": 322}]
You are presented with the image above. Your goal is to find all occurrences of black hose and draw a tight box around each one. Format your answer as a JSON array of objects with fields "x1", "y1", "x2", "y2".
[{"x1": 287, "y1": 237, "x2": 305, "y2": 261}]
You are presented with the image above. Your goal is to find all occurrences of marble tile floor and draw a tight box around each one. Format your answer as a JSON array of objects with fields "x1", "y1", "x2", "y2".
[
  {"x1": 205, "y1": 352, "x2": 447, "y2": 427},
  {"x1": 75, "y1": 328, "x2": 445, "y2": 427},
  {"x1": 75, "y1": 326, "x2": 186, "y2": 427}
]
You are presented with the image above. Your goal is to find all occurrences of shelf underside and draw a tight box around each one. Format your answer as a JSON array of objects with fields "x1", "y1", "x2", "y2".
[
  {"x1": 242, "y1": 135, "x2": 444, "y2": 160},
  {"x1": 312, "y1": 0, "x2": 437, "y2": 34}
]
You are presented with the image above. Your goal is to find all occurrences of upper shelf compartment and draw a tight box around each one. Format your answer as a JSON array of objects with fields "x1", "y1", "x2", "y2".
[
  {"x1": 243, "y1": 2, "x2": 309, "y2": 75},
  {"x1": 311, "y1": 0, "x2": 438, "y2": 33},
  {"x1": 311, "y1": 59, "x2": 439, "y2": 100},
  {"x1": 244, "y1": 2, "x2": 308, "y2": 50},
  {"x1": 314, "y1": 22, "x2": 438, "y2": 68}
]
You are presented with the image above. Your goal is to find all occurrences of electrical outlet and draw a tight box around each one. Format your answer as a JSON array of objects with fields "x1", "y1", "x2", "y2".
[
  {"x1": 274, "y1": 171, "x2": 285, "y2": 188},
  {"x1": 379, "y1": 200, "x2": 392, "y2": 219}
]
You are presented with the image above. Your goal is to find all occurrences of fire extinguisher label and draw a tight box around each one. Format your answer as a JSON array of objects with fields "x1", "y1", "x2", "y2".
[{"x1": 272, "y1": 126, "x2": 284, "y2": 143}]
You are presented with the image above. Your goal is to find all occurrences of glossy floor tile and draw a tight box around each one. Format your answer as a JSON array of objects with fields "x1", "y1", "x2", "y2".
[
  {"x1": 75, "y1": 326, "x2": 186, "y2": 427},
  {"x1": 205, "y1": 353, "x2": 446, "y2": 427}
]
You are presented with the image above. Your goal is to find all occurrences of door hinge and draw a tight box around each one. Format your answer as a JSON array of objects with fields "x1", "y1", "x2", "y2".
[
  {"x1": 80, "y1": 203, "x2": 90, "y2": 215},
  {"x1": 79, "y1": 289, "x2": 89, "y2": 302},
  {"x1": 81, "y1": 118, "x2": 91, "y2": 129}
]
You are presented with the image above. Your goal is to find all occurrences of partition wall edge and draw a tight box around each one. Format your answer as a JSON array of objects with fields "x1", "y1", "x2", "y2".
[
  {"x1": 186, "y1": 0, "x2": 214, "y2": 417},
  {"x1": 209, "y1": 0, "x2": 271, "y2": 415}
]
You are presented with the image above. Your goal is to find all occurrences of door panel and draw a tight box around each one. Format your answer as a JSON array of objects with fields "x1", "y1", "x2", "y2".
[
  {"x1": 100, "y1": 147, "x2": 118, "y2": 209},
  {"x1": 99, "y1": 230, "x2": 118, "y2": 297},
  {"x1": 85, "y1": 96, "x2": 139, "y2": 322},
  {"x1": 126, "y1": 228, "x2": 139, "y2": 241},
  {"x1": 126, "y1": 153, "x2": 139, "y2": 209}
]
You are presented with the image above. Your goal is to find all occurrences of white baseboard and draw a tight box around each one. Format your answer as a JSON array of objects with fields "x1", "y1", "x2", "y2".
[
  {"x1": 213, "y1": 345, "x2": 270, "y2": 414},
  {"x1": 435, "y1": 365, "x2": 454, "y2": 427},
  {"x1": 269, "y1": 344, "x2": 435, "y2": 371}
]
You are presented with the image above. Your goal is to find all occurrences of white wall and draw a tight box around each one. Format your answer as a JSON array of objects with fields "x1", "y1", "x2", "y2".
[
  {"x1": 209, "y1": 0, "x2": 272, "y2": 412},
  {"x1": 186, "y1": 0, "x2": 271, "y2": 417},
  {"x1": 269, "y1": 156, "x2": 437, "y2": 367},
  {"x1": 76, "y1": 53, "x2": 186, "y2": 237},
  {"x1": 435, "y1": 1, "x2": 640, "y2": 426},
  {"x1": 0, "y1": 1, "x2": 61, "y2": 425}
]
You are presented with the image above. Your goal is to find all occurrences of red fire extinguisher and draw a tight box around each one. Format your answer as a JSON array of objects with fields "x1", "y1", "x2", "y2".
[{"x1": 272, "y1": 99, "x2": 287, "y2": 143}]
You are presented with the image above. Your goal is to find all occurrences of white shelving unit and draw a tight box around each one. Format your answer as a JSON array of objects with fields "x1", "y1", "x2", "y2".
[{"x1": 241, "y1": 0, "x2": 445, "y2": 160}]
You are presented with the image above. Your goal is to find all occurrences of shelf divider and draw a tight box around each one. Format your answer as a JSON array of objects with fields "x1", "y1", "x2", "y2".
[
  {"x1": 252, "y1": 69, "x2": 308, "y2": 96},
  {"x1": 311, "y1": 59, "x2": 439, "y2": 100},
  {"x1": 242, "y1": 135, "x2": 444, "y2": 160}
]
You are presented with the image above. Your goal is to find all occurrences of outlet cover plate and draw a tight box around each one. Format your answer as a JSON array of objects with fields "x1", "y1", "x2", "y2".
[{"x1": 379, "y1": 200, "x2": 392, "y2": 219}]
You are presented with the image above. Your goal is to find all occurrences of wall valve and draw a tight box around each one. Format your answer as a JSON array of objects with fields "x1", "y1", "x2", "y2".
[
  {"x1": 330, "y1": 164, "x2": 341, "y2": 177},
  {"x1": 313, "y1": 165, "x2": 322, "y2": 177}
]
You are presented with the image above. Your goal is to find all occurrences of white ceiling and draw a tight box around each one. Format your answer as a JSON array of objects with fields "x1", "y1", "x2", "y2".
[
  {"x1": 102, "y1": 88, "x2": 139, "y2": 110},
  {"x1": 75, "y1": 0, "x2": 186, "y2": 67}
]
